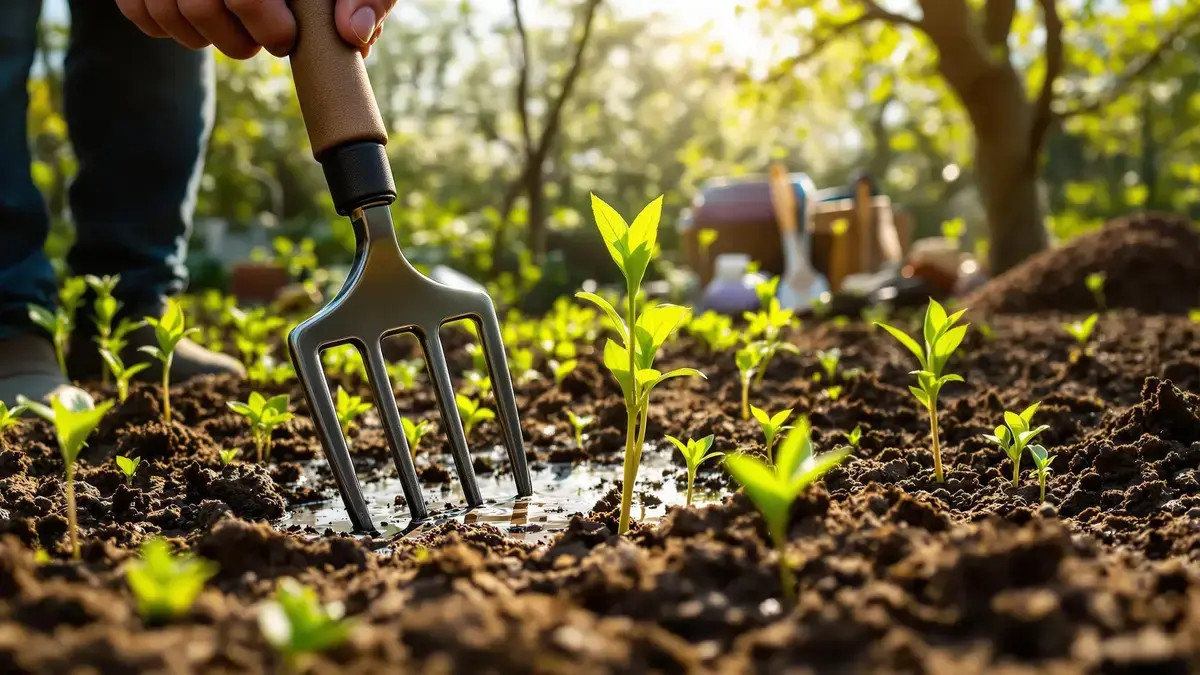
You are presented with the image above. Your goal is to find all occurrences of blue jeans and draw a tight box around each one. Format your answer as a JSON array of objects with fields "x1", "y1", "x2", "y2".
[{"x1": 0, "y1": 0, "x2": 214, "y2": 338}]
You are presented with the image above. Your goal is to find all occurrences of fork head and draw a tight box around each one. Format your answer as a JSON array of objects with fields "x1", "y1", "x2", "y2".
[{"x1": 287, "y1": 203, "x2": 533, "y2": 533}]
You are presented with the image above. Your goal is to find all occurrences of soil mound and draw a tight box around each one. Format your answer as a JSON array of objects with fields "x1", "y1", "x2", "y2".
[{"x1": 965, "y1": 212, "x2": 1200, "y2": 315}]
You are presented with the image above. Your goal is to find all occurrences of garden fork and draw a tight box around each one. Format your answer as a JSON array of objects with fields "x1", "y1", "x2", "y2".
[{"x1": 284, "y1": 0, "x2": 532, "y2": 532}]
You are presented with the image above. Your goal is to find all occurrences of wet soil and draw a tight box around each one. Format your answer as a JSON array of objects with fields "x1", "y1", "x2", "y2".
[{"x1": 3, "y1": 309, "x2": 1200, "y2": 673}]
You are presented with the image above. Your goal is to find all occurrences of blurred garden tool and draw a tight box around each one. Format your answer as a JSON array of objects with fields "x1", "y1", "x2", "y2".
[
  {"x1": 284, "y1": 0, "x2": 532, "y2": 532},
  {"x1": 768, "y1": 162, "x2": 829, "y2": 309}
]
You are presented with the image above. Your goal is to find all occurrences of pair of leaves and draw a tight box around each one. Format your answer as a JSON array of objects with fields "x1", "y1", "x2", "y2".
[
  {"x1": 664, "y1": 434, "x2": 723, "y2": 475},
  {"x1": 601, "y1": 339, "x2": 703, "y2": 407},
  {"x1": 1063, "y1": 313, "x2": 1098, "y2": 346},
  {"x1": 401, "y1": 418, "x2": 432, "y2": 451},
  {"x1": 23, "y1": 396, "x2": 115, "y2": 469},
  {"x1": 116, "y1": 455, "x2": 141, "y2": 481},
  {"x1": 591, "y1": 193, "x2": 664, "y2": 298},
  {"x1": 750, "y1": 406, "x2": 793, "y2": 453},
  {"x1": 0, "y1": 401, "x2": 26, "y2": 435},
  {"x1": 334, "y1": 387, "x2": 372, "y2": 432},
  {"x1": 141, "y1": 299, "x2": 200, "y2": 364},
  {"x1": 125, "y1": 538, "x2": 218, "y2": 622},
  {"x1": 816, "y1": 348, "x2": 841, "y2": 379},
  {"x1": 455, "y1": 394, "x2": 495, "y2": 427},
  {"x1": 228, "y1": 391, "x2": 293, "y2": 430},
  {"x1": 982, "y1": 402, "x2": 1050, "y2": 466},
  {"x1": 876, "y1": 298, "x2": 968, "y2": 379},
  {"x1": 736, "y1": 342, "x2": 768, "y2": 380},
  {"x1": 258, "y1": 578, "x2": 352, "y2": 658}
]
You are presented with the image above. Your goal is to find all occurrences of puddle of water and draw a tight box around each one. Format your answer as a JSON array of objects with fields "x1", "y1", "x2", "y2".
[{"x1": 284, "y1": 445, "x2": 725, "y2": 544}]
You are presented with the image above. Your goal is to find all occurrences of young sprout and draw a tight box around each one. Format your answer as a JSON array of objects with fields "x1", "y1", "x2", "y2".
[
  {"x1": 21, "y1": 395, "x2": 115, "y2": 559},
  {"x1": 335, "y1": 386, "x2": 372, "y2": 435},
  {"x1": 978, "y1": 322, "x2": 994, "y2": 341},
  {"x1": 1063, "y1": 313, "x2": 1098, "y2": 356},
  {"x1": 1085, "y1": 271, "x2": 1106, "y2": 311},
  {"x1": 27, "y1": 277, "x2": 87, "y2": 376},
  {"x1": 139, "y1": 299, "x2": 200, "y2": 424},
  {"x1": 550, "y1": 358, "x2": 578, "y2": 388},
  {"x1": 258, "y1": 578, "x2": 353, "y2": 671},
  {"x1": 115, "y1": 455, "x2": 141, "y2": 486},
  {"x1": 577, "y1": 194, "x2": 705, "y2": 535},
  {"x1": 724, "y1": 418, "x2": 850, "y2": 601},
  {"x1": 750, "y1": 405, "x2": 792, "y2": 465},
  {"x1": 99, "y1": 349, "x2": 150, "y2": 403},
  {"x1": 875, "y1": 298, "x2": 969, "y2": 483},
  {"x1": 565, "y1": 410, "x2": 593, "y2": 448},
  {"x1": 825, "y1": 385, "x2": 843, "y2": 400},
  {"x1": 125, "y1": 537, "x2": 218, "y2": 624},
  {"x1": 844, "y1": 425, "x2": 862, "y2": 448},
  {"x1": 227, "y1": 392, "x2": 294, "y2": 463},
  {"x1": 664, "y1": 434, "x2": 722, "y2": 506},
  {"x1": 815, "y1": 348, "x2": 841, "y2": 383},
  {"x1": 387, "y1": 359, "x2": 421, "y2": 389},
  {"x1": 402, "y1": 418, "x2": 432, "y2": 457},
  {"x1": 941, "y1": 217, "x2": 965, "y2": 247},
  {"x1": 698, "y1": 228, "x2": 718, "y2": 257},
  {"x1": 219, "y1": 448, "x2": 240, "y2": 466},
  {"x1": 687, "y1": 311, "x2": 739, "y2": 353},
  {"x1": 1189, "y1": 309, "x2": 1200, "y2": 324},
  {"x1": 736, "y1": 344, "x2": 766, "y2": 420},
  {"x1": 0, "y1": 401, "x2": 26, "y2": 443},
  {"x1": 1029, "y1": 443, "x2": 1055, "y2": 504},
  {"x1": 85, "y1": 274, "x2": 121, "y2": 382},
  {"x1": 455, "y1": 394, "x2": 495, "y2": 439},
  {"x1": 744, "y1": 279, "x2": 800, "y2": 385},
  {"x1": 982, "y1": 402, "x2": 1050, "y2": 488}
]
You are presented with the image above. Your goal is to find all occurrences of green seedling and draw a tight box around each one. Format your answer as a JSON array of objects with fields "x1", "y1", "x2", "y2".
[
  {"x1": 27, "y1": 277, "x2": 87, "y2": 376},
  {"x1": 816, "y1": 348, "x2": 841, "y2": 382},
  {"x1": 875, "y1": 298, "x2": 969, "y2": 483},
  {"x1": 982, "y1": 402, "x2": 1050, "y2": 488},
  {"x1": 1029, "y1": 443, "x2": 1055, "y2": 504},
  {"x1": 687, "y1": 311, "x2": 739, "y2": 353},
  {"x1": 745, "y1": 278, "x2": 800, "y2": 385},
  {"x1": 0, "y1": 401, "x2": 26, "y2": 443},
  {"x1": 321, "y1": 344, "x2": 367, "y2": 381},
  {"x1": 565, "y1": 410, "x2": 592, "y2": 448},
  {"x1": 844, "y1": 425, "x2": 862, "y2": 448},
  {"x1": 115, "y1": 455, "x2": 140, "y2": 486},
  {"x1": 140, "y1": 299, "x2": 200, "y2": 424},
  {"x1": 860, "y1": 303, "x2": 890, "y2": 327},
  {"x1": 463, "y1": 369, "x2": 493, "y2": 396},
  {"x1": 750, "y1": 405, "x2": 792, "y2": 465},
  {"x1": 402, "y1": 418, "x2": 432, "y2": 457},
  {"x1": 227, "y1": 392, "x2": 294, "y2": 463},
  {"x1": 577, "y1": 194, "x2": 705, "y2": 535},
  {"x1": 21, "y1": 395, "x2": 114, "y2": 559},
  {"x1": 664, "y1": 434, "x2": 722, "y2": 506},
  {"x1": 125, "y1": 537, "x2": 217, "y2": 624},
  {"x1": 85, "y1": 274, "x2": 120, "y2": 382},
  {"x1": 1063, "y1": 313, "x2": 1098, "y2": 356},
  {"x1": 698, "y1": 228, "x2": 718, "y2": 257},
  {"x1": 455, "y1": 393, "x2": 495, "y2": 439},
  {"x1": 736, "y1": 344, "x2": 766, "y2": 420},
  {"x1": 550, "y1": 358, "x2": 578, "y2": 387},
  {"x1": 1085, "y1": 271, "x2": 1106, "y2": 311},
  {"x1": 978, "y1": 322, "x2": 994, "y2": 341},
  {"x1": 725, "y1": 417, "x2": 850, "y2": 602},
  {"x1": 335, "y1": 386, "x2": 372, "y2": 435},
  {"x1": 387, "y1": 359, "x2": 421, "y2": 389},
  {"x1": 1189, "y1": 309, "x2": 1200, "y2": 324},
  {"x1": 219, "y1": 448, "x2": 240, "y2": 466},
  {"x1": 825, "y1": 385, "x2": 843, "y2": 400},
  {"x1": 99, "y1": 349, "x2": 150, "y2": 403},
  {"x1": 34, "y1": 548, "x2": 50, "y2": 565},
  {"x1": 258, "y1": 577, "x2": 353, "y2": 671},
  {"x1": 941, "y1": 217, "x2": 965, "y2": 247}
]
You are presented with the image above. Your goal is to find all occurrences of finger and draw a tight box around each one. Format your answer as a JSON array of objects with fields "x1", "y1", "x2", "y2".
[
  {"x1": 223, "y1": 0, "x2": 296, "y2": 57},
  {"x1": 114, "y1": 0, "x2": 170, "y2": 38},
  {"x1": 333, "y1": 0, "x2": 396, "y2": 50},
  {"x1": 179, "y1": 0, "x2": 260, "y2": 59},
  {"x1": 359, "y1": 18, "x2": 384, "y2": 57},
  {"x1": 144, "y1": 0, "x2": 211, "y2": 49}
]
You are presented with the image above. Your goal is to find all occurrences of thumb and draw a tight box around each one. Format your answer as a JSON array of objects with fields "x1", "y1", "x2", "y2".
[{"x1": 334, "y1": 0, "x2": 395, "y2": 52}]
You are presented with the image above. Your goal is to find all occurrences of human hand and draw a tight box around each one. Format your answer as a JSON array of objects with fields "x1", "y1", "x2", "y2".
[{"x1": 114, "y1": 0, "x2": 397, "y2": 59}]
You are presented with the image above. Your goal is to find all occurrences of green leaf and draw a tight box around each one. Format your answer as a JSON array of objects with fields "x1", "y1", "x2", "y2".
[
  {"x1": 876, "y1": 323, "x2": 926, "y2": 369},
  {"x1": 787, "y1": 446, "x2": 851, "y2": 495},
  {"x1": 637, "y1": 303, "x2": 689, "y2": 353},
  {"x1": 1019, "y1": 402, "x2": 1041, "y2": 424},
  {"x1": 1003, "y1": 411, "x2": 1025, "y2": 434},
  {"x1": 934, "y1": 324, "x2": 968, "y2": 360},
  {"x1": 575, "y1": 291, "x2": 627, "y2": 339},
  {"x1": 770, "y1": 409, "x2": 792, "y2": 427},
  {"x1": 750, "y1": 405, "x2": 770, "y2": 426},
  {"x1": 724, "y1": 453, "x2": 791, "y2": 534},
  {"x1": 53, "y1": 397, "x2": 115, "y2": 467},
  {"x1": 627, "y1": 195, "x2": 664, "y2": 256},
  {"x1": 602, "y1": 339, "x2": 635, "y2": 400},
  {"x1": 589, "y1": 193, "x2": 629, "y2": 272},
  {"x1": 641, "y1": 367, "x2": 704, "y2": 396},
  {"x1": 621, "y1": 242, "x2": 653, "y2": 296},
  {"x1": 775, "y1": 415, "x2": 813, "y2": 482},
  {"x1": 908, "y1": 385, "x2": 931, "y2": 408},
  {"x1": 266, "y1": 394, "x2": 290, "y2": 415}
]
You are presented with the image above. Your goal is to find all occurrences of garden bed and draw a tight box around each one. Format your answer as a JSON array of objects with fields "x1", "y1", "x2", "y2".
[{"x1": 3, "y1": 302, "x2": 1200, "y2": 673}]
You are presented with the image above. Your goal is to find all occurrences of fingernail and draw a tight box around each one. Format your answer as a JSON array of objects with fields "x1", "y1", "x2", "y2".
[{"x1": 350, "y1": 6, "x2": 376, "y2": 44}]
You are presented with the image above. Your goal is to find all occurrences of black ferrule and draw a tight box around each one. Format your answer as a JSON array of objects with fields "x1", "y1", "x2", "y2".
[{"x1": 318, "y1": 141, "x2": 397, "y2": 216}]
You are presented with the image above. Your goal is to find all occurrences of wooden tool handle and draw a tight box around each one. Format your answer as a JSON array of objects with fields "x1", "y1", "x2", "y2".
[{"x1": 289, "y1": 0, "x2": 388, "y2": 159}]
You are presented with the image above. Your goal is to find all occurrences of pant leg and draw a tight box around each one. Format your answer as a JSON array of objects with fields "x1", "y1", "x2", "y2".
[
  {"x1": 63, "y1": 0, "x2": 215, "y2": 318},
  {"x1": 0, "y1": 0, "x2": 58, "y2": 339}
]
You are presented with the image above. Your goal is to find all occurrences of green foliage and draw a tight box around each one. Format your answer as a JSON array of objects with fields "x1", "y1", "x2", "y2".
[
  {"x1": 735, "y1": 344, "x2": 767, "y2": 420},
  {"x1": 1063, "y1": 313, "x2": 1099, "y2": 353},
  {"x1": 825, "y1": 385, "x2": 843, "y2": 400},
  {"x1": 750, "y1": 405, "x2": 792, "y2": 466},
  {"x1": 724, "y1": 418, "x2": 850, "y2": 601},
  {"x1": 698, "y1": 228, "x2": 718, "y2": 256},
  {"x1": 687, "y1": 311, "x2": 739, "y2": 353},
  {"x1": 0, "y1": 401, "x2": 26, "y2": 442},
  {"x1": 85, "y1": 274, "x2": 121, "y2": 382},
  {"x1": 387, "y1": 359, "x2": 422, "y2": 389},
  {"x1": 815, "y1": 348, "x2": 841, "y2": 383},
  {"x1": 335, "y1": 386, "x2": 372, "y2": 435},
  {"x1": 982, "y1": 403, "x2": 1050, "y2": 488},
  {"x1": 115, "y1": 455, "x2": 140, "y2": 486},
  {"x1": 125, "y1": 537, "x2": 217, "y2": 624},
  {"x1": 258, "y1": 578, "x2": 353, "y2": 670},
  {"x1": 550, "y1": 358, "x2": 578, "y2": 387},
  {"x1": 27, "y1": 277, "x2": 86, "y2": 376},
  {"x1": 230, "y1": 306, "x2": 288, "y2": 383},
  {"x1": 455, "y1": 393, "x2": 495, "y2": 439},
  {"x1": 1085, "y1": 272, "x2": 1107, "y2": 312},
  {"x1": 99, "y1": 349, "x2": 149, "y2": 403},
  {"x1": 565, "y1": 410, "x2": 593, "y2": 448},
  {"x1": 844, "y1": 425, "x2": 862, "y2": 448},
  {"x1": 227, "y1": 392, "x2": 294, "y2": 463},
  {"x1": 875, "y1": 298, "x2": 968, "y2": 482},
  {"x1": 219, "y1": 448, "x2": 240, "y2": 466},
  {"x1": 1189, "y1": 309, "x2": 1200, "y2": 324},
  {"x1": 743, "y1": 278, "x2": 799, "y2": 386},
  {"x1": 1029, "y1": 444, "x2": 1055, "y2": 504},
  {"x1": 322, "y1": 345, "x2": 367, "y2": 381},
  {"x1": 576, "y1": 194, "x2": 705, "y2": 535},
  {"x1": 664, "y1": 434, "x2": 722, "y2": 506},
  {"x1": 22, "y1": 395, "x2": 114, "y2": 559},
  {"x1": 941, "y1": 218, "x2": 965, "y2": 247},
  {"x1": 140, "y1": 299, "x2": 201, "y2": 424},
  {"x1": 402, "y1": 418, "x2": 432, "y2": 457}
]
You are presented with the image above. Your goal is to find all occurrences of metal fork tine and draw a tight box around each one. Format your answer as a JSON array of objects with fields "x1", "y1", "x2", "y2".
[
  {"x1": 291, "y1": 340, "x2": 374, "y2": 532},
  {"x1": 362, "y1": 343, "x2": 428, "y2": 521},
  {"x1": 421, "y1": 329, "x2": 483, "y2": 507},
  {"x1": 474, "y1": 304, "x2": 533, "y2": 496}
]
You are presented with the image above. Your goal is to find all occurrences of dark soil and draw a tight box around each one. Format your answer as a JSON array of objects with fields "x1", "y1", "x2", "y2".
[
  {"x1": 4, "y1": 303, "x2": 1200, "y2": 672},
  {"x1": 966, "y1": 213, "x2": 1200, "y2": 315}
]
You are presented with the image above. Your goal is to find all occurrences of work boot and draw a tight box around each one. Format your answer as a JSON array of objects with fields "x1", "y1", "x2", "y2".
[
  {"x1": 67, "y1": 322, "x2": 245, "y2": 384},
  {"x1": 0, "y1": 333, "x2": 95, "y2": 410}
]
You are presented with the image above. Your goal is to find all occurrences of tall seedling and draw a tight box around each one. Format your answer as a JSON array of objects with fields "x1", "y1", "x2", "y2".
[
  {"x1": 28, "y1": 277, "x2": 87, "y2": 376},
  {"x1": 577, "y1": 194, "x2": 704, "y2": 535},
  {"x1": 875, "y1": 299, "x2": 968, "y2": 482},
  {"x1": 140, "y1": 299, "x2": 200, "y2": 424}
]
